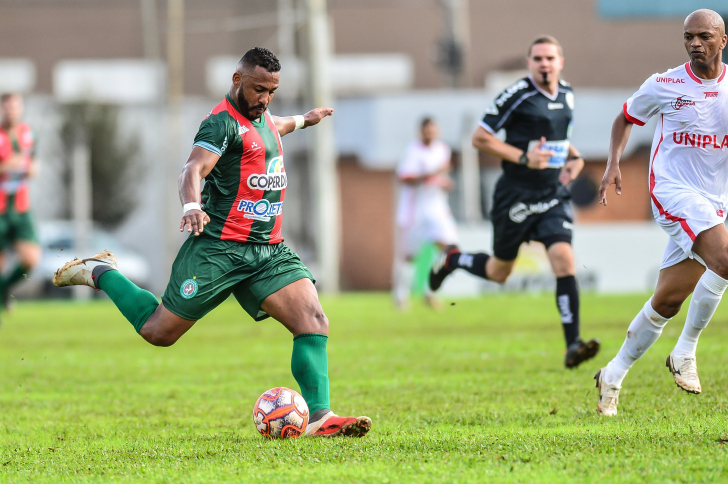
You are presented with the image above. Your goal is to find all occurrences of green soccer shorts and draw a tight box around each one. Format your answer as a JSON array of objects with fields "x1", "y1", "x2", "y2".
[
  {"x1": 0, "y1": 207, "x2": 39, "y2": 251},
  {"x1": 161, "y1": 234, "x2": 315, "y2": 322}
]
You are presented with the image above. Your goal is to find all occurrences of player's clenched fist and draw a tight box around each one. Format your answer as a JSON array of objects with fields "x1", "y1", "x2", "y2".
[
  {"x1": 180, "y1": 209, "x2": 210, "y2": 236},
  {"x1": 303, "y1": 107, "x2": 334, "y2": 127}
]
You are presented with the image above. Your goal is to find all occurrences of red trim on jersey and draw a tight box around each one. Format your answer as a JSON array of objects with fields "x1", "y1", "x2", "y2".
[
  {"x1": 622, "y1": 102, "x2": 645, "y2": 126},
  {"x1": 719, "y1": 64, "x2": 727, "y2": 83},
  {"x1": 0, "y1": 123, "x2": 34, "y2": 213},
  {"x1": 685, "y1": 62, "x2": 703, "y2": 84},
  {"x1": 262, "y1": 110, "x2": 284, "y2": 244},
  {"x1": 648, "y1": 115, "x2": 696, "y2": 241}
]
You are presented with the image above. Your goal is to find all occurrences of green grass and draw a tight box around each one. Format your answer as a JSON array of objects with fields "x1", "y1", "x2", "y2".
[{"x1": 1, "y1": 292, "x2": 728, "y2": 483}]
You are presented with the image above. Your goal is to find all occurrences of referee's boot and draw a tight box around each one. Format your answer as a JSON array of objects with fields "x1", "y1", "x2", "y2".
[
  {"x1": 564, "y1": 338, "x2": 601, "y2": 368},
  {"x1": 429, "y1": 245, "x2": 460, "y2": 291}
]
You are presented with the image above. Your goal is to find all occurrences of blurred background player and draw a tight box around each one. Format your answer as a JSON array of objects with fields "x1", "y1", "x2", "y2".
[
  {"x1": 0, "y1": 93, "x2": 41, "y2": 313},
  {"x1": 595, "y1": 9, "x2": 728, "y2": 416},
  {"x1": 428, "y1": 35, "x2": 600, "y2": 368},
  {"x1": 392, "y1": 117, "x2": 457, "y2": 309}
]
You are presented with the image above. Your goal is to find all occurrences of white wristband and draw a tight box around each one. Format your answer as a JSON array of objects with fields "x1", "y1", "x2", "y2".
[
  {"x1": 183, "y1": 202, "x2": 202, "y2": 214},
  {"x1": 293, "y1": 115, "x2": 305, "y2": 131}
]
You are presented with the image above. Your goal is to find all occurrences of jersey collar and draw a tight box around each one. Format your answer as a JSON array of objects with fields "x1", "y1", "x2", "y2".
[
  {"x1": 684, "y1": 62, "x2": 727, "y2": 85},
  {"x1": 527, "y1": 75, "x2": 559, "y2": 101}
]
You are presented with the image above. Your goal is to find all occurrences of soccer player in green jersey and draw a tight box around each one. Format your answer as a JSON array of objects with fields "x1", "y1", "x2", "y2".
[{"x1": 52, "y1": 47, "x2": 372, "y2": 437}]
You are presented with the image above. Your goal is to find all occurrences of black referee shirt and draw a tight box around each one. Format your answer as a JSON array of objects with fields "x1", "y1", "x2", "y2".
[{"x1": 480, "y1": 76, "x2": 574, "y2": 188}]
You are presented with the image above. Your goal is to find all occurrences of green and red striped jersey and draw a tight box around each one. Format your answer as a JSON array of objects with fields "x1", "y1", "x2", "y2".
[
  {"x1": 0, "y1": 122, "x2": 35, "y2": 213},
  {"x1": 194, "y1": 94, "x2": 286, "y2": 244}
]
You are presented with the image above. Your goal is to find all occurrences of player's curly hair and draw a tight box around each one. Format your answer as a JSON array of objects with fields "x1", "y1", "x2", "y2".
[{"x1": 240, "y1": 47, "x2": 281, "y2": 73}]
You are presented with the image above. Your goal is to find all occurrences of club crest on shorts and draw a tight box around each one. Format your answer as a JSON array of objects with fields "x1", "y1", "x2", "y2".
[{"x1": 180, "y1": 278, "x2": 198, "y2": 299}]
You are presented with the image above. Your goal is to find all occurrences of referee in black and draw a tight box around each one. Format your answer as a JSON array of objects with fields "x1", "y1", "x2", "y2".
[{"x1": 429, "y1": 35, "x2": 600, "y2": 368}]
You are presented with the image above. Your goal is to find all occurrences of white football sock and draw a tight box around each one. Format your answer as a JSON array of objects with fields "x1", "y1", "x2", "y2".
[
  {"x1": 673, "y1": 269, "x2": 728, "y2": 359},
  {"x1": 392, "y1": 259, "x2": 414, "y2": 306},
  {"x1": 604, "y1": 297, "x2": 670, "y2": 387}
]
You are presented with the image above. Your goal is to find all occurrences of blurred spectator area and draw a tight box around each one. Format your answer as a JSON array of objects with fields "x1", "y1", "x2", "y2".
[{"x1": 0, "y1": 0, "x2": 691, "y2": 292}]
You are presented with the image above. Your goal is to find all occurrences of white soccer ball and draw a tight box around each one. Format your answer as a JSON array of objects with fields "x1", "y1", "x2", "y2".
[{"x1": 252, "y1": 387, "x2": 309, "y2": 439}]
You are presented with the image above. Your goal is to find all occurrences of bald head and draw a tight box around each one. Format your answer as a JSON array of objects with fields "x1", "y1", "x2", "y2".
[
  {"x1": 685, "y1": 9, "x2": 725, "y2": 36},
  {"x1": 683, "y1": 8, "x2": 727, "y2": 75}
]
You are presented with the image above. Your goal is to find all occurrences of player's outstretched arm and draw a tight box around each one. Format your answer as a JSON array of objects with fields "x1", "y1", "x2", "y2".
[
  {"x1": 472, "y1": 126, "x2": 554, "y2": 169},
  {"x1": 272, "y1": 107, "x2": 334, "y2": 137},
  {"x1": 599, "y1": 112, "x2": 634, "y2": 206},
  {"x1": 178, "y1": 146, "x2": 219, "y2": 236}
]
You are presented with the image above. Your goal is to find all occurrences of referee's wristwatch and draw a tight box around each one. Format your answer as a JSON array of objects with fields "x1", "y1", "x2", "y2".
[{"x1": 518, "y1": 152, "x2": 529, "y2": 165}]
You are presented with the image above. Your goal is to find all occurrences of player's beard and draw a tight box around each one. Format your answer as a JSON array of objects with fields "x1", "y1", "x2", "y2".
[{"x1": 238, "y1": 94, "x2": 266, "y2": 121}]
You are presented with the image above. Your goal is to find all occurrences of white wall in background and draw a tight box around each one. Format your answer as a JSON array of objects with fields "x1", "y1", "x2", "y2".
[{"x1": 439, "y1": 222, "x2": 669, "y2": 296}]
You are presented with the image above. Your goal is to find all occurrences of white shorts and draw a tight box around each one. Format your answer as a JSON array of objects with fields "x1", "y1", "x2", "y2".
[
  {"x1": 398, "y1": 214, "x2": 458, "y2": 257},
  {"x1": 652, "y1": 188, "x2": 725, "y2": 270}
]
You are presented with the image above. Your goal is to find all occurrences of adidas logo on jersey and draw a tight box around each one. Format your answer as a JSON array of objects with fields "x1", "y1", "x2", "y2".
[{"x1": 239, "y1": 124, "x2": 249, "y2": 136}]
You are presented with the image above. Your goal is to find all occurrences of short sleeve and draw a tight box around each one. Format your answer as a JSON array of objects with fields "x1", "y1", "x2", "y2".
[
  {"x1": 480, "y1": 79, "x2": 530, "y2": 133},
  {"x1": 624, "y1": 75, "x2": 659, "y2": 126},
  {"x1": 193, "y1": 113, "x2": 231, "y2": 156},
  {"x1": 397, "y1": 143, "x2": 422, "y2": 180}
]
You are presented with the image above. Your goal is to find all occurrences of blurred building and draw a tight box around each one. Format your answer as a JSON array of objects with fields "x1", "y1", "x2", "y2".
[{"x1": 0, "y1": 0, "x2": 718, "y2": 294}]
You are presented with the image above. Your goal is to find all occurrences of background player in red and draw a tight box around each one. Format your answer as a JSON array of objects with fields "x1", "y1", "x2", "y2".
[
  {"x1": 0, "y1": 93, "x2": 41, "y2": 312},
  {"x1": 596, "y1": 9, "x2": 728, "y2": 416},
  {"x1": 52, "y1": 48, "x2": 371, "y2": 437}
]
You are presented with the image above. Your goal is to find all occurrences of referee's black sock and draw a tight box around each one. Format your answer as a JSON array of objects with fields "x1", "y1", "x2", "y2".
[
  {"x1": 556, "y1": 275, "x2": 580, "y2": 347},
  {"x1": 446, "y1": 251, "x2": 490, "y2": 280}
]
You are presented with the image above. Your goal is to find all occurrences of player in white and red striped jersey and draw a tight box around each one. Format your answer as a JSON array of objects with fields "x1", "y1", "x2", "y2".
[{"x1": 595, "y1": 9, "x2": 728, "y2": 416}]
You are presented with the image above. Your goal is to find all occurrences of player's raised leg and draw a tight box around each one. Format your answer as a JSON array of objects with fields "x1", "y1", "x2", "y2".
[
  {"x1": 52, "y1": 250, "x2": 196, "y2": 345},
  {"x1": 546, "y1": 241, "x2": 600, "y2": 368},
  {"x1": 259, "y1": 278, "x2": 372, "y2": 438},
  {"x1": 669, "y1": 224, "x2": 728, "y2": 393},
  {"x1": 429, "y1": 246, "x2": 511, "y2": 291},
  {"x1": 595, "y1": 258, "x2": 703, "y2": 416}
]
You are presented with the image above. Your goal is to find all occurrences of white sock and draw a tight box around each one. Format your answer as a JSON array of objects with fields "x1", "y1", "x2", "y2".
[
  {"x1": 604, "y1": 297, "x2": 670, "y2": 387},
  {"x1": 673, "y1": 269, "x2": 728, "y2": 359},
  {"x1": 392, "y1": 259, "x2": 414, "y2": 305}
]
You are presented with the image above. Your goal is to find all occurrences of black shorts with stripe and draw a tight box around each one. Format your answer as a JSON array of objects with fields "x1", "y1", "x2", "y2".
[{"x1": 490, "y1": 176, "x2": 574, "y2": 261}]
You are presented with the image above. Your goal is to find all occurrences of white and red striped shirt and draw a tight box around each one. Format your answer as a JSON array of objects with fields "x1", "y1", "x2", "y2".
[{"x1": 624, "y1": 62, "x2": 728, "y2": 210}]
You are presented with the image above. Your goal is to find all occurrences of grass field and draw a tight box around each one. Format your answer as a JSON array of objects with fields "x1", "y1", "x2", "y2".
[{"x1": 1, "y1": 292, "x2": 728, "y2": 483}]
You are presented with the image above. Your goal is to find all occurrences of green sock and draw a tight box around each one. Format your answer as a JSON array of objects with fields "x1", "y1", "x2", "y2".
[
  {"x1": 97, "y1": 270, "x2": 159, "y2": 333},
  {"x1": 4, "y1": 263, "x2": 29, "y2": 289},
  {"x1": 291, "y1": 333, "x2": 330, "y2": 415}
]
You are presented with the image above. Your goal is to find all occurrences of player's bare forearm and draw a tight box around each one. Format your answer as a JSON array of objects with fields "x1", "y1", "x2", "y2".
[
  {"x1": 599, "y1": 112, "x2": 634, "y2": 205},
  {"x1": 178, "y1": 146, "x2": 219, "y2": 236},
  {"x1": 273, "y1": 107, "x2": 334, "y2": 137},
  {"x1": 472, "y1": 126, "x2": 522, "y2": 162}
]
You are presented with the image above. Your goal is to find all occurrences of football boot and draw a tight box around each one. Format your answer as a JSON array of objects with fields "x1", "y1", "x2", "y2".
[
  {"x1": 666, "y1": 352, "x2": 701, "y2": 394},
  {"x1": 564, "y1": 338, "x2": 600, "y2": 368},
  {"x1": 53, "y1": 250, "x2": 117, "y2": 290},
  {"x1": 428, "y1": 245, "x2": 460, "y2": 291},
  {"x1": 305, "y1": 411, "x2": 372, "y2": 438},
  {"x1": 594, "y1": 368, "x2": 620, "y2": 417}
]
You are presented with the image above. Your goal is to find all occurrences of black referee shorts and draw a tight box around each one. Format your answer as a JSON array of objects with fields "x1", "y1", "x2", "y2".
[{"x1": 490, "y1": 177, "x2": 574, "y2": 261}]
